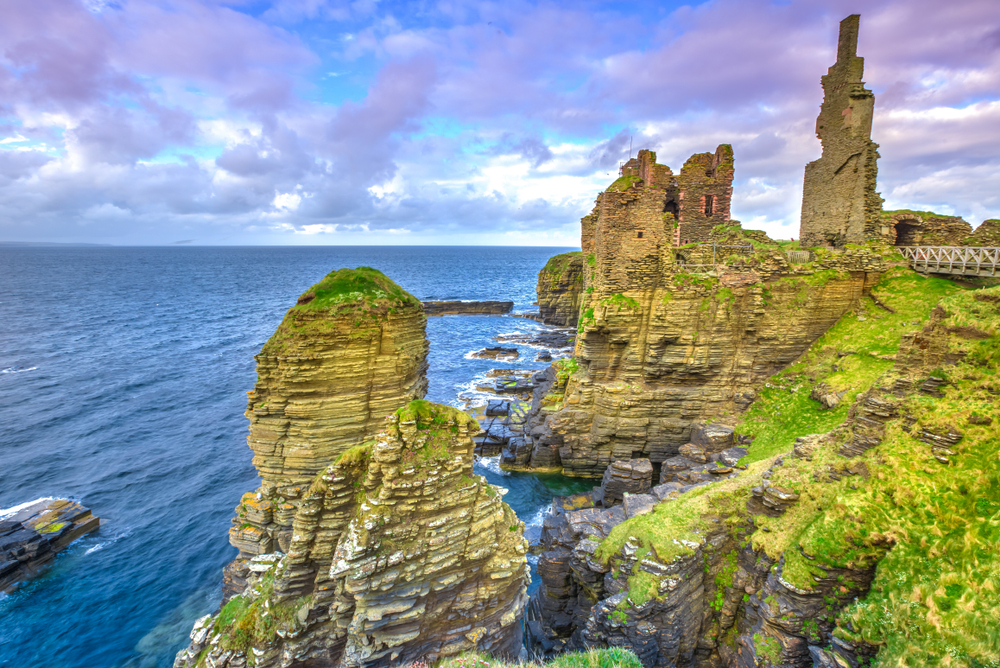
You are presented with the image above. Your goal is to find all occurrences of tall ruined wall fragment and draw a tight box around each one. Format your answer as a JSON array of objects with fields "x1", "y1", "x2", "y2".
[
  {"x1": 230, "y1": 267, "x2": 428, "y2": 568},
  {"x1": 799, "y1": 15, "x2": 884, "y2": 248},
  {"x1": 176, "y1": 401, "x2": 529, "y2": 668},
  {"x1": 675, "y1": 145, "x2": 735, "y2": 244}
]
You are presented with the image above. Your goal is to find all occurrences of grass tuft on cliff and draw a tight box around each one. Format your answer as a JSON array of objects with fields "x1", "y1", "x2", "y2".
[
  {"x1": 260, "y1": 267, "x2": 421, "y2": 355},
  {"x1": 436, "y1": 647, "x2": 642, "y2": 668},
  {"x1": 293, "y1": 266, "x2": 419, "y2": 312}
]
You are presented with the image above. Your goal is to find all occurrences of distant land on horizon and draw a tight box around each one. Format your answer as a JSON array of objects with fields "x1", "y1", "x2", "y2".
[{"x1": 0, "y1": 241, "x2": 115, "y2": 247}]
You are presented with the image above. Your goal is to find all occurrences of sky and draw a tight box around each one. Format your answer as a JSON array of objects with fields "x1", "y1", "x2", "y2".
[{"x1": 0, "y1": 0, "x2": 997, "y2": 246}]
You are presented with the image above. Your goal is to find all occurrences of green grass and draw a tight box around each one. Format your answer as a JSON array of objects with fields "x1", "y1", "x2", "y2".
[
  {"x1": 882, "y1": 209, "x2": 957, "y2": 220},
  {"x1": 393, "y1": 400, "x2": 480, "y2": 465},
  {"x1": 606, "y1": 175, "x2": 642, "y2": 192},
  {"x1": 738, "y1": 268, "x2": 963, "y2": 463},
  {"x1": 209, "y1": 570, "x2": 309, "y2": 659},
  {"x1": 748, "y1": 284, "x2": 1000, "y2": 667},
  {"x1": 541, "y1": 251, "x2": 584, "y2": 279},
  {"x1": 436, "y1": 647, "x2": 642, "y2": 668},
  {"x1": 260, "y1": 267, "x2": 420, "y2": 355}
]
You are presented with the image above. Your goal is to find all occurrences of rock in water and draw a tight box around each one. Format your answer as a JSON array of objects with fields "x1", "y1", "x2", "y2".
[
  {"x1": 232, "y1": 267, "x2": 429, "y2": 559},
  {"x1": 175, "y1": 401, "x2": 529, "y2": 668},
  {"x1": 0, "y1": 498, "x2": 100, "y2": 592}
]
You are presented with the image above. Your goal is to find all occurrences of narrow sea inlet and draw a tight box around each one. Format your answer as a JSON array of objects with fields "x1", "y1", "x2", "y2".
[{"x1": 0, "y1": 246, "x2": 584, "y2": 668}]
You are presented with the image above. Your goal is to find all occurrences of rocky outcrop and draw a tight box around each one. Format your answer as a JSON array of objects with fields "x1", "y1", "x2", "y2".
[
  {"x1": 0, "y1": 498, "x2": 100, "y2": 592},
  {"x1": 177, "y1": 401, "x2": 529, "y2": 668},
  {"x1": 422, "y1": 301, "x2": 513, "y2": 316},
  {"x1": 231, "y1": 267, "x2": 429, "y2": 561},
  {"x1": 537, "y1": 252, "x2": 585, "y2": 327},
  {"x1": 962, "y1": 218, "x2": 1000, "y2": 246}
]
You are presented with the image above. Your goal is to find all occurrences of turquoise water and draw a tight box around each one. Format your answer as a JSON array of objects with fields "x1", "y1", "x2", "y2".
[{"x1": 0, "y1": 246, "x2": 590, "y2": 668}]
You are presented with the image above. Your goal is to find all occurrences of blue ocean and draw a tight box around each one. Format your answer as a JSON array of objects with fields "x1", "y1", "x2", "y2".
[{"x1": 0, "y1": 246, "x2": 590, "y2": 668}]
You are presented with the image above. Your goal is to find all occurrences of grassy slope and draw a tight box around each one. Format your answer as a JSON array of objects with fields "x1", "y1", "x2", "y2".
[
  {"x1": 738, "y1": 268, "x2": 962, "y2": 463},
  {"x1": 594, "y1": 269, "x2": 1000, "y2": 666}
]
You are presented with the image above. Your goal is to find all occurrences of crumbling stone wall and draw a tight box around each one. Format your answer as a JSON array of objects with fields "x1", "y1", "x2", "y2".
[
  {"x1": 884, "y1": 211, "x2": 973, "y2": 247},
  {"x1": 799, "y1": 15, "x2": 883, "y2": 248},
  {"x1": 962, "y1": 219, "x2": 1000, "y2": 247},
  {"x1": 675, "y1": 145, "x2": 735, "y2": 244}
]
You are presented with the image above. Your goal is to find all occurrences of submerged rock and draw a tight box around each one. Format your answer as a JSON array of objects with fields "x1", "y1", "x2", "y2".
[{"x1": 176, "y1": 401, "x2": 529, "y2": 668}]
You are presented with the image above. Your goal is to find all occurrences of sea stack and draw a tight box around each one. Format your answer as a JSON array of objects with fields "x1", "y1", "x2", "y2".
[
  {"x1": 536, "y1": 252, "x2": 585, "y2": 327},
  {"x1": 228, "y1": 268, "x2": 429, "y2": 587},
  {"x1": 176, "y1": 401, "x2": 529, "y2": 668}
]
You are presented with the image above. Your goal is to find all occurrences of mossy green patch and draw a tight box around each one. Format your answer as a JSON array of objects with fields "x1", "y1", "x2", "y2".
[
  {"x1": 260, "y1": 267, "x2": 420, "y2": 356},
  {"x1": 606, "y1": 175, "x2": 643, "y2": 192},
  {"x1": 393, "y1": 400, "x2": 478, "y2": 466}
]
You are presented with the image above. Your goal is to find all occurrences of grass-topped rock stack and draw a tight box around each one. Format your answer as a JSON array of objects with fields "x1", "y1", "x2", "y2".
[
  {"x1": 229, "y1": 268, "x2": 428, "y2": 585},
  {"x1": 175, "y1": 400, "x2": 530, "y2": 668},
  {"x1": 537, "y1": 251, "x2": 585, "y2": 327}
]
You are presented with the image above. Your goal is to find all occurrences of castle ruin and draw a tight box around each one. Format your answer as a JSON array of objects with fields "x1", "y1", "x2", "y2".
[{"x1": 799, "y1": 14, "x2": 884, "y2": 248}]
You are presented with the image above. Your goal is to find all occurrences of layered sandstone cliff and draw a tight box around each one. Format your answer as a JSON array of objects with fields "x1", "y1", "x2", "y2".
[
  {"x1": 536, "y1": 252, "x2": 585, "y2": 327},
  {"x1": 230, "y1": 268, "x2": 428, "y2": 563},
  {"x1": 520, "y1": 152, "x2": 889, "y2": 479},
  {"x1": 176, "y1": 400, "x2": 529, "y2": 668},
  {"x1": 528, "y1": 271, "x2": 1000, "y2": 668}
]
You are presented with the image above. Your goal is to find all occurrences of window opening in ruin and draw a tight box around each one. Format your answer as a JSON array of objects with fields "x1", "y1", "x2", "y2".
[
  {"x1": 895, "y1": 221, "x2": 921, "y2": 247},
  {"x1": 663, "y1": 199, "x2": 679, "y2": 218},
  {"x1": 704, "y1": 195, "x2": 715, "y2": 217},
  {"x1": 637, "y1": 232, "x2": 643, "y2": 239}
]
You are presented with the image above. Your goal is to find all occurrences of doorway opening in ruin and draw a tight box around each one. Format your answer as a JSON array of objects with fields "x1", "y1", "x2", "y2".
[
  {"x1": 894, "y1": 220, "x2": 921, "y2": 246},
  {"x1": 664, "y1": 199, "x2": 679, "y2": 218}
]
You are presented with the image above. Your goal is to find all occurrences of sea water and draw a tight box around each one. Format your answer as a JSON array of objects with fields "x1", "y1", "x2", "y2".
[{"x1": 0, "y1": 246, "x2": 591, "y2": 668}]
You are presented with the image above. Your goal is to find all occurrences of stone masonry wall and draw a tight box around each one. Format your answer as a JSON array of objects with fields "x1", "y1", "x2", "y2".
[
  {"x1": 799, "y1": 15, "x2": 883, "y2": 248},
  {"x1": 676, "y1": 145, "x2": 735, "y2": 245}
]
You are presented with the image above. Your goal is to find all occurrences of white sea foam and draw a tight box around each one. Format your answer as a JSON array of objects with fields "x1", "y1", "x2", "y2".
[
  {"x1": 1, "y1": 366, "x2": 38, "y2": 374},
  {"x1": 526, "y1": 505, "x2": 551, "y2": 528},
  {"x1": 474, "y1": 455, "x2": 510, "y2": 477},
  {"x1": 84, "y1": 529, "x2": 131, "y2": 556},
  {"x1": 0, "y1": 496, "x2": 55, "y2": 521}
]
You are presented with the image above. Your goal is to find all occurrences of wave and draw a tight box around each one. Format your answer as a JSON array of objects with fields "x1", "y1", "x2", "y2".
[
  {"x1": 0, "y1": 496, "x2": 56, "y2": 521},
  {"x1": 1, "y1": 366, "x2": 38, "y2": 375}
]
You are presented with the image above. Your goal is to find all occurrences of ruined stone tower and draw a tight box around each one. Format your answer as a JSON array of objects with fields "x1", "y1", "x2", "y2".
[{"x1": 799, "y1": 15, "x2": 883, "y2": 247}]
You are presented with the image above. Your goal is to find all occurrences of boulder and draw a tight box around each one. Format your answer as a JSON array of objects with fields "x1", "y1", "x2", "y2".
[
  {"x1": 600, "y1": 459, "x2": 653, "y2": 506},
  {"x1": 690, "y1": 423, "x2": 735, "y2": 453}
]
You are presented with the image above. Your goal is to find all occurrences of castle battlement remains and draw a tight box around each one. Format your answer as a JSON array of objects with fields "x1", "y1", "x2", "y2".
[{"x1": 799, "y1": 14, "x2": 884, "y2": 248}]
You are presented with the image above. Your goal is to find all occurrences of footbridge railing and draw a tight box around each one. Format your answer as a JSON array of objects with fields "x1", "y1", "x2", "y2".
[{"x1": 899, "y1": 246, "x2": 1000, "y2": 277}]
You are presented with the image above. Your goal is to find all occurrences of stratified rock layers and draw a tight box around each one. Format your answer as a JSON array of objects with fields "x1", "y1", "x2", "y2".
[
  {"x1": 230, "y1": 268, "x2": 429, "y2": 560},
  {"x1": 525, "y1": 172, "x2": 880, "y2": 478},
  {"x1": 248, "y1": 268, "x2": 429, "y2": 489},
  {"x1": 537, "y1": 252, "x2": 585, "y2": 327},
  {"x1": 176, "y1": 401, "x2": 529, "y2": 668}
]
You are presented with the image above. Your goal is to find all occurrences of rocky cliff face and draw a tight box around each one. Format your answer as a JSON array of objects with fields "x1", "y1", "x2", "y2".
[
  {"x1": 177, "y1": 400, "x2": 529, "y2": 668},
  {"x1": 527, "y1": 269, "x2": 1000, "y2": 668},
  {"x1": 521, "y1": 166, "x2": 888, "y2": 479},
  {"x1": 231, "y1": 268, "x2": 429, "y2": 564},
  {"x1": 536, "y1": 252, "x2": 585, "y2": 327}
]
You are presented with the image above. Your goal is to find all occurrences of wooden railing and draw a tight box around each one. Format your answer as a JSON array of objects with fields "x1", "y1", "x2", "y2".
[{"x1": 899, "y1": 246, "x2": 1000, "y2": 277}]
